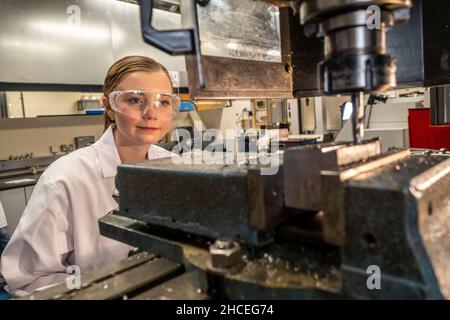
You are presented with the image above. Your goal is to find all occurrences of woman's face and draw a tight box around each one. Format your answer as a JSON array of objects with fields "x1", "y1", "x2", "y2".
[{"x1": 106, "y1": 70, "x2": 174, "y2": 145}]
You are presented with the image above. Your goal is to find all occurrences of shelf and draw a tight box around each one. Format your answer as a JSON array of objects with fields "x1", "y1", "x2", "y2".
[{"x1": 0, "y1": 114, "x2": 104, "y2": 129}]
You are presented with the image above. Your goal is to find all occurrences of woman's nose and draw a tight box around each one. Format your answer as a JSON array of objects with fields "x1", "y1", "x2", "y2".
[{"x1": 142, "y1": 103, "x2": 158, "y2": 119}]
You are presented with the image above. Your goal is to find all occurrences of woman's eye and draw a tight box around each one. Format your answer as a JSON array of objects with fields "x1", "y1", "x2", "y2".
[
  {"x1": 160, "y1": 100, "x2": 171, "y2": 107},
  {"x1": 127, "y1": 97, "x2": 141, "y2": 104}
]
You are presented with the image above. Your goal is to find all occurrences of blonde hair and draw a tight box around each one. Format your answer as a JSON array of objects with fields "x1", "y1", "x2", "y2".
[{"x1": 102, "y1": 55, "x2": 173, "y2": 131}]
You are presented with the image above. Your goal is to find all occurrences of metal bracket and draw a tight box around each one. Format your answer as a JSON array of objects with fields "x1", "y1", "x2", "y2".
[{"x1": 139, "y1": 0, "x2": 205, "y2": 87}]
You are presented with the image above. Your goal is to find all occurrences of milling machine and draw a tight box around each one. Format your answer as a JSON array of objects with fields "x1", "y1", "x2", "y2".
[{"x1": 24, "y1": 0, "x2": 450, "y2": 300}]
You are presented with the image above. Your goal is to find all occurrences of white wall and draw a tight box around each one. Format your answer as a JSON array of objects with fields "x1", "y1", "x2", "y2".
[
  {"x1": 197, "y1": 100, "x2": 251, "y2": 137},
  {"x1": 365, "y1": 97, "x2": 424, "y2": 129},
  {"x1": 6, "y1": 91, "x2": 103, "y2": 118},
  {"x1": 300, "y1": 89, "x2": 425, "y2": 135}
]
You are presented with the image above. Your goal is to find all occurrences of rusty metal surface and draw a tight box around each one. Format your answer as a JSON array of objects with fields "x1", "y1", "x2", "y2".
[
  {"x1": 321, "y1": 149, "x2": 410, "y2": 246},
  {"x1": 412, "y1": 158, "x2": 450, "y2": 298},
  {"x1": 20, "y1": 251, "x2": 156, "y2": 300},
  {"x1": 184, "y1": 55, "x2": 293, "y2": 99},
  {"x1": 101, "y1": 212, "x2": 343, "y2": 299},
  {"x1": 25, "y1": 216, "x2": 343, "y2": 300},
  {"x1": 96, "y1": 145, "x2": 450, "y2": 300},
  {"x1": 131, "y1": 272, "x2": 209, "y2": 300},
  {"x1": 19, "y1": 252, "x2": 184, "y2": 300},
  {"x1": 263, "y1": 0, "x2": 292, "y2": 8},
  {"x1": 183, "y1": 6, "x2": 293, "y2": 99},
  {"x1": 342, "y1": 155, "x2": 449, "y2": 299},
  {"x1": 99, "y1": 211, "x2": 193, "y2": 265},
  {"x1": 64, "y1": 258, "x2": 182, "y2": 300},
  {"x1": 99, "y1": 152, "x2": 449, "y2": 300},
  {"x1": 117, "y1": 159, "x2": 256, "y2": 244},
  {"x1": 116, "y1": 158, "x2": 285, "y2": 245},
  {"x1": 247, "y1": 164, "x2": 287, "y2": 231},
  {"x1": 284, "y1": 139, "x2": 381, "y2": 212}
]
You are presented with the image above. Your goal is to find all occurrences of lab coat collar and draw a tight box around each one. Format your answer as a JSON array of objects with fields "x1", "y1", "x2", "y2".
[{"x1": 93, "y1": 125, "x2": 163, "y2": 178}]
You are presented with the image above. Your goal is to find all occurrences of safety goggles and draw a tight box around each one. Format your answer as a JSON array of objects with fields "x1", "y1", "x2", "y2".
[{"x1": 108, "y1": 90, "x2": 180, "y2": 119}]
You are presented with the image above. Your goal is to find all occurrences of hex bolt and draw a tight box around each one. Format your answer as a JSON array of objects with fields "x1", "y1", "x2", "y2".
[{"x1": 209, "y1": 238, "x2": 241, "y2": 269}]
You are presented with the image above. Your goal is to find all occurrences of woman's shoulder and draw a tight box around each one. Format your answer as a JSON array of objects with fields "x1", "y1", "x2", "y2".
[{"x1": 40, "y1": 146, "x2": 98, "y2": 184}]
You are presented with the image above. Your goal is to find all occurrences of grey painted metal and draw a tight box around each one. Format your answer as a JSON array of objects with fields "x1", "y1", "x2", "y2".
[
  {"x1": 99, "y1": 212, "x2": 342, "y2": 299},
  {"x1": 25, "y1": 146, "x2": 450, "y2": 300},
  {"x1": 342, "y1": 156, "x2": 450, "y2": 299},
  {"x1": 115, "y1": 158, "x2": 285, "y2": 245},
  {"x1": 96, "y1": 152, "x2": 450, "y2": 300},
  {"x1": 64, "y1": 258, "x2": 182, "y2": 300},
  {"x1": 20, "y1": 251, "x2": 157, "y2": 300},
  {"x1": 20, "y1": 253, "x2": 184, "y2": 300},
  {"x1": 131, "y1": 272, "x2": 209, "y2": 300}
]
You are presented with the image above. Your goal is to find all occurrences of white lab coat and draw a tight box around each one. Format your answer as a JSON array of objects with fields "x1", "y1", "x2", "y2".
[
  {"x1": 0, "y1": 201, "x2": 6, "y2": 229},
  {"x1": 0, "y1": 125, "x2": 173, "y2": 296}
]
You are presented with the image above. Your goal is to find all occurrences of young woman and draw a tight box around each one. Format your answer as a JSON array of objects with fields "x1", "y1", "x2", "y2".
[{"x1": 0, "y1": 56, "x2": 178, "y2": 296}]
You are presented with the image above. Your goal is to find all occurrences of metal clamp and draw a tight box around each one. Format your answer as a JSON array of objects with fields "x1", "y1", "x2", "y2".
[{"x1": 139, "y1": 0, "x2": 207, "y2": 87}]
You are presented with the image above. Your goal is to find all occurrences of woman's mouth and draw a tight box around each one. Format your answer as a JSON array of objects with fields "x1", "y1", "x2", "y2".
[{"x1": 137, "y1": 126, "x2": 160, "y2": 133}]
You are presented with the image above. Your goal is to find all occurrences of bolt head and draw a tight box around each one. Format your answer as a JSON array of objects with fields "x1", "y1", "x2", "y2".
[{"x1": 209, "y1": 239, "x2": 241, "y2": 269}]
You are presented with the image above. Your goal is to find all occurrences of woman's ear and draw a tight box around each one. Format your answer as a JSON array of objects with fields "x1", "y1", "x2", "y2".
[
  {"x1": 102, "y1": 96, "x2": 115, "y2": 121},
  {"x1": 102, "y1": 96, "x2": 110, "y2": 109}
]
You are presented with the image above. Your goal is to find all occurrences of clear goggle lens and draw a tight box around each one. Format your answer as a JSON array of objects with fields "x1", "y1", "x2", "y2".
[{"x1": 109, "y1": 90, "x2": 179, "y2": 118}]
